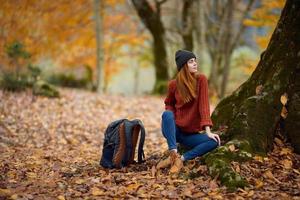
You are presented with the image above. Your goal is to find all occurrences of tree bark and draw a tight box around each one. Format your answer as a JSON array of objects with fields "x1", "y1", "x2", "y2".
[
  {"x1": 94, "y1": 0, "x2": 104, "y2": 93},
  {"x1": 194, "y1": 0, "x2": 207, "y2": 68},
  {"x1": 284, "y1": 59, "x2": 300, "y2": 153},
  {"x1": 198, "y1": 0, "x2": 300, "y2": 190},
  {"x1": 220, "y1": 0, "x2": 233, "y2": 98},
  {"x1": 131, "y1": 0, "x2": 169, "y2": 94}
]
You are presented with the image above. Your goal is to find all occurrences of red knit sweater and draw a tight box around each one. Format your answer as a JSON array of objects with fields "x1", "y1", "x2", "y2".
[{"x1": 164, "y1": 74, "x2": 213, "y2": 133}]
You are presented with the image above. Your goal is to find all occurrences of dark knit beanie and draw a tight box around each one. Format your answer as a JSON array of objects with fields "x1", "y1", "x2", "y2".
[{"x1": 175, "y1": 50, "x2": 196, "y2": 71}]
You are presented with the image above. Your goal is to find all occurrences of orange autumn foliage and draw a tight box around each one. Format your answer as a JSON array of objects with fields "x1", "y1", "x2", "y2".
[
  {"x1": 242, "y1": 0, "x2": 285, "y2": 74},
  {"x1": 0, "y1": 0, "x2": 149, "y2": 84}
]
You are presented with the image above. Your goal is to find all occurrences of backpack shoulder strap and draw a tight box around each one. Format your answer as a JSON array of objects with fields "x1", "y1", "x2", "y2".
[
  {"x1": 124, "y1": 119, "x2": 146, "y2": 165},
  {"x1": 131, "y1": 119, "x2": 145, "y2": 163},
  {"x1": 137, "y1": 121, "x2": 145, "y2": 163}
]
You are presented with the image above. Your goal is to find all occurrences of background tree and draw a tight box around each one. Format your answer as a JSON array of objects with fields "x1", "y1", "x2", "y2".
[
  {"x1": 200, "y1": 0, "x2": 256, "y2": 98},
  {"x1": 181, "y1": 0, "x2": 194, "y2": 51},
  {"x1": 131, "y1": 0, "x2": 169, "y2": 94},
  {"x1": 149, "y1": 0, "x2": 256, "y2": 97},
  {"x1": 94, "y1": 0, "x2": 104, "y2": 93},
  {"x1": 0, "y1": 0, "x2": 147, "y2": 92}
]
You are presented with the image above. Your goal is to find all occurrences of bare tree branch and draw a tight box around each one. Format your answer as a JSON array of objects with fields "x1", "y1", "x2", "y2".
[
  {"x1": 131, "y1": 0, "x2": 161, "y2": 35},
  {"x1": 230, "y1": 0, "x2": 256, "y2": 52}
]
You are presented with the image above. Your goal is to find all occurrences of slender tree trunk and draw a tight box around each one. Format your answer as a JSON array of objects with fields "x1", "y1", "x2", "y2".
[
  {"x1": 209, "y1": 54, "x2": 219, "y2": 94},
  {"x1": 194, "y1": 0, "x2": 207, "y2": 68},
  {"x1": 133, "y1": 60, "x2": 139, "y2": 95},
  {"x1": 220, "y1": 0, "x2": 233, "y2": 98},
  {"x1": 94, "y1": 0, "x2": 104, "y2": 93}
]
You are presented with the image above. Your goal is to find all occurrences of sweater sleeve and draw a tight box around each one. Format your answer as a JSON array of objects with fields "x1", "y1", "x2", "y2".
[
  {"x1": 198, "y1": 75, "x2": 213, "y2": 129},
  {"x1": 164, "y1": 81, "x2": 176, "y2": 113}
]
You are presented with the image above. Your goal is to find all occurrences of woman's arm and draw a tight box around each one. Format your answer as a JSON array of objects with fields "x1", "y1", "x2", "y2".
[
  {"x1": 205, "y1": 126, "x2": 220, "y2": 146},
  {"x1": 198, "y1": 75, "x2": 213, "y2": 129},
  {"x1": 164, "y1": 81, "x2": 176, "y2": 113}
]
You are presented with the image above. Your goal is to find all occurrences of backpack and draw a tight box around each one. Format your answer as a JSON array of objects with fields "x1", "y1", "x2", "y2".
[{"x1": 100, "y1": 119, "x2": 146, "y2": 168}]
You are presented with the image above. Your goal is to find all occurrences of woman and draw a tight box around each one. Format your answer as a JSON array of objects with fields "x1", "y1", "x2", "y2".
[{"x1": 157, "y1": 50, "x2": 220, "y2": 174}]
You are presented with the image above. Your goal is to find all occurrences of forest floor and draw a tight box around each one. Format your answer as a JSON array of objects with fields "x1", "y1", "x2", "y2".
[{"x1": 0, "y1": 88, "x2": 300, "y2": 200}]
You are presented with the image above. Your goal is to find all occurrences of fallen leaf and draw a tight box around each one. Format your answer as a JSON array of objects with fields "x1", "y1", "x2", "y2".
[
  {"x1": 57, "y1": 195, "x2": 65, "y2": 200},
  {"x1": 91, "y1": 187, "x2": 104, "y2": 196},
  {"x1": 280, "y1": 93, "x2": 288, "y2": 105},
  {"x1": 280, "y1": 148, "x2": 292, "y2": 155},
  {"x1": 228, "y1": 144, "x2": 235, "y2": 152},
  {"x1": 0, "y1": 188, "x2": 11, "y2": 196},
  {"x1": 26, "y1": 172, "x2": 37, "y2": 179},
  {"x1": 75, "y1": 179, "x2": 85, "y2": 184},
  {"x1": 254, "y1": 156, "x2": 264, "y2": 162},
  {"x1": 263, "y1": 170, "x2": 281, "y2": 183},
  {"x1": 281, "y1": 159, "x2": 292, "y2": 169},
  {"x1": 293, "y1": 169, "x2": 300, "y2": 175},
  {"x1": 255, "y1": 179, "x2": 264, "y2": 189},
  {"x1": 136, "y1": 187, "x2": 148, "y2": 198},
  {"x1": 247, "y1": 190, "x2": 254, "y2": 197},
  {"x1": 152, "y1": 184, "x2": 163, "y2": 189},
  {"x1": 209, "y1": 180, "x2": 219, "y2": 191},
  {"x1": 183, "y1": 184, "x2": 195, "y2": 198},
  {"x1": 151, "y1": 165, "x2": 156, "y2": 177},
  {"x1": 274, "y1": 137, "x2": 284, "y2": 146},
  {"x1": 193, "y1": 191, "x2": 206, "y2": 198},
  {"x1": 256, "y1": 85, "x2": 263, "y2": 95},
  {"x1": 208, "y1": 191, "x2": 223, "y2": 199},
  {"x1": 126, "y1": 183, "x2": 141, "y2": 191},
  {"x1": 183, "y1": 188, "x2": 193, "y2": 198},
  {"x1": 232, "y1": 161, "x2": 241, "y2": 173},
  {"x1": 10, "y1": 194, "x2": 18, "y2": 200}
]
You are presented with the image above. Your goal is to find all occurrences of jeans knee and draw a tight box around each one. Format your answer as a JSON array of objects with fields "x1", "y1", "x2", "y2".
[{"x1": 162, "y1": 110, "x2": 174, "y2": 121}]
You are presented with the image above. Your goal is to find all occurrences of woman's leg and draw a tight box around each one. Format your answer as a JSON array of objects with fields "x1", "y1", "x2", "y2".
[
  {"x1": 158, "y1": 111, "x2": 183, "y2": 172},
  {"x1": 178, "y1": 133, "x2": 218, "y2": 161},
  {"x1": 161, "y1": 110, "x2": 178, "y2": 150}
]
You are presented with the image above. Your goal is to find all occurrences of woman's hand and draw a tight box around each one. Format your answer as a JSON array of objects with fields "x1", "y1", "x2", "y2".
[{"x1": 205, "y1": 126, "x2": 221, "y2": 146}]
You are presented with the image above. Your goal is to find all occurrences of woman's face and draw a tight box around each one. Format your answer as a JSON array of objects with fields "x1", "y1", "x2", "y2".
[{"x1": 187, "y1": 58, "x2": 197, "y2": 74}]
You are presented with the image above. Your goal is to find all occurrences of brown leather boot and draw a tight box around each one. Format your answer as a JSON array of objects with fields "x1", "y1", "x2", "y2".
[
  {"x1": 156, "y1": 151, "x2": 183, "y2": 173},
  {"x1": 156, "y1": 153, "x2": 172, "y2": 170},
  {"x1": 169, "y1": 151, "x2": 183, "y2": 174}
]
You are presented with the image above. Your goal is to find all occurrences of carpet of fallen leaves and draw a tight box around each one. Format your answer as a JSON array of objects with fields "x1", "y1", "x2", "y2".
[{"x1": 0, "y1": 88, "x2": 300, "y2": 200}]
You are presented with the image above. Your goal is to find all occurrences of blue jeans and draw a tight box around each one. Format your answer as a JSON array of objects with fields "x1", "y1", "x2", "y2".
[{"x1": 161, "y1": 110, "x2": 218, "y2": 161}]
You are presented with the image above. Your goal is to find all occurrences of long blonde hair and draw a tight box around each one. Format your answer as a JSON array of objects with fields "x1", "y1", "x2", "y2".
[{"x1": 176, "y1": 64, "x2": 198, "y2": 104}]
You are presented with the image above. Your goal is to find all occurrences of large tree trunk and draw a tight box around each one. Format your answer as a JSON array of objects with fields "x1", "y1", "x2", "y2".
[
  {"x1": 283, "y1": 57, "x2": 300, "y2": 153},
  {"x1": 199, "y1": 0, "x2": 300, "y2": 190},
  {"x1": 212, "y1": 0, "x2": 300, "y2": 153},
  {"x1": 131, "y1": 0, "x2": 169, "y2": 94}
]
